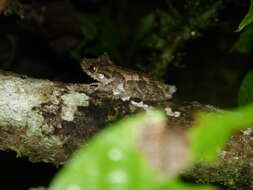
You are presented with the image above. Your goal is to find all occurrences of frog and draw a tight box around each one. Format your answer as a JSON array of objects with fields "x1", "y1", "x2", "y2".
[{"x1": 80, "y1": 55, "x2": 176, "y2": 101}]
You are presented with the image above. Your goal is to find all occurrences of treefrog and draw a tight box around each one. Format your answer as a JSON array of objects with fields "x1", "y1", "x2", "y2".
[{"x1": 80, "y1": 55, "x2": 176, "y2": 101}]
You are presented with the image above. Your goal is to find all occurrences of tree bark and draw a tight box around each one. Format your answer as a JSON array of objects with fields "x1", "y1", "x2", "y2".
[{"x1": 0, "y1": 70, "x2": 252, "y2": 189}]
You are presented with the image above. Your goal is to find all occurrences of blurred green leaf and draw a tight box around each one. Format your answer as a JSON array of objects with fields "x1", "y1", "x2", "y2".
[
  {"x1": 97, "y1": 14, "x2": 121, "y2": 61},
  {"x1": 49, "y1": 111, "x2": 164, "y2": 190},
  {"x1": 190, "y1": 103, "x2": 253, "y2": 163},
  {"x1": 238, "y1": 70, "x2": 253, "y2": 106},
  {"x1": 76, "y1": 12, "x2": 99, "y2": 41},
  {"x1": 232, "y1": 23, "x2": 253, "y2": 53},
  {"x1": 72, "y1": 11, "x2": 120, "y2": 60},
  {"x1": 134, "y1": 13, "x2": 156, "y2": 44},
  {"x1": 237, "y1": 0, "x2": 253, "y2": 31},
  {"x1": 49, "y1": 110, "x2": 213, "y2": 190},
  {"x1": 28, "y1": 187, "x2": 47, "y2": 190},
  {"x1": 70, "y1": 40, "x2": 87, "y2": 60},
  {"x1": 49, "y1": 97, "x2": 253, "y2": 189}
]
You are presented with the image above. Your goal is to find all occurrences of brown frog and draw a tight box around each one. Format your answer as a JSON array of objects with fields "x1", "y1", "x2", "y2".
[{"x1": 80, "y1": 55, "x2": 176, "y2": 101}]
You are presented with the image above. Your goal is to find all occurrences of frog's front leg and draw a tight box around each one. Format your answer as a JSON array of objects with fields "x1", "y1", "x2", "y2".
[
  {"x1": 110, "y1": 80, "x2": 147, "y2": 101},
  {"x1": 90, "y1": 82, "x2": 102, "y2": 87},
  {"x1": 89, "y1": 76, "x2": 115, "y2": 89},
  {"x1": 101, "y1": 80, "x2": 130, "y2": 101}
]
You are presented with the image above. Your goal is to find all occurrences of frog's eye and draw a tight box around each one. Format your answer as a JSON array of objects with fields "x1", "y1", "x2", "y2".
[{"x1": 89, "y1": 65, "x2": 97, "y2": 73}]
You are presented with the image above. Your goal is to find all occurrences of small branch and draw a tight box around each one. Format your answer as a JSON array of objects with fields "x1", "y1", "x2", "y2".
[{"x1": 148, "y1": 0, "x2": 222, "y2": 79}]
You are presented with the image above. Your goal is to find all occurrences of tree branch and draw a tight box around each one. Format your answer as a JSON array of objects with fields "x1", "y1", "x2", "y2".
[
  {"x1": 0, "y1": 70, "x2": 141, "y2": 164},
  {"x1": 0, "y1": 70, "x2": 252, "y2": 189}
]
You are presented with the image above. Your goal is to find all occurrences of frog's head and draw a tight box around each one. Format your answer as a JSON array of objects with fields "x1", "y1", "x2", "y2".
[{"x1": 81, "y1": 55, "x2": 114, "y2": 84}]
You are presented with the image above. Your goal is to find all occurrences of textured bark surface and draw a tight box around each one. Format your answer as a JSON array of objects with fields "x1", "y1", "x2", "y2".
[
  {"x1": 0, "y1": 71, "x2": 253, "y2": 189},
  {"x1": 0, "y1": 71, "x2": 139, "y2": 164}
]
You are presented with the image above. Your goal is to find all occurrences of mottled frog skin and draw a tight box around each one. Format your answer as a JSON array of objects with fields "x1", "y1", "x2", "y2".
[{"x1": 80, "y1": 55, "x2": 176, "y2": 101}]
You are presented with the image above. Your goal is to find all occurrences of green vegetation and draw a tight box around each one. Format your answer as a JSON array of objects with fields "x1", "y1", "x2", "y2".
[
  {"x1": 49, "y1": 110, "x2": 213, "y2": 190},
  {"x1": 238, "y1": 70, "x2": 253, "y2": 106},
  {"x1": 71, "y1": 11, "x2": 120, "y2": 61},
  {"x1": 49, "y1": 100, "x2": 253, "y2": 190},
  {"x1": 237, "y1": 0, "x2": 253, "y2": 31}
]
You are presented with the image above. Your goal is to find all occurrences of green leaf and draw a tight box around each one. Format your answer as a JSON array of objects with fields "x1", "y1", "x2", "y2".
[
  {"x1": 72, "y1": 11, "x2": 120, "y2": 60},
  {"x1": 238, "y1": 70, "x2": 253, "y2": 106},
  {"x1": 134, "y1": 13, "x2": 156, "y2": 43},
  {"x1": 49, "y1": 110, "x2": 213, "y2": 190},
  {"x1": 190, "y1": 103, "x2": 253, "y2": 163},
  {"x1": 237, "y1": 0, "x2": 253, "y2": 31},
  {"x1": 98, "y1": 13, "x2": 121, "y2": 61},
  {"x1": 232, "y1": 23, "x2": 253, "y2": 53},
  {"x1": 49, "y1": 111, "x2": 163, "y2": 190},
  {"x1": 76, "y1": 12, "x2": 99, "y2": 41}
]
